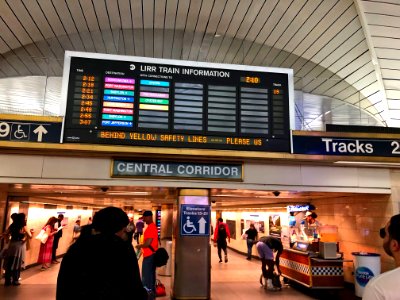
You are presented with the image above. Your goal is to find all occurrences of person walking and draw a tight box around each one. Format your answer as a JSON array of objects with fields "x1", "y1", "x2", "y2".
[
  {"x1": 363, "y1": 214, "x2": 400, "y2": 300},
  {"x1": 256, "y1": 235, "x2": 283, "y2": 291},
  {"x1": 214, "y1": 217, "x2": 231, "y2": 263},
  {"x1": 136, "y1": 210, "x2": 158, "y2": 298},
  {"x1": 38, "y1": 217, "x2": 58, "y2": 270},
  {"x1": 245, "y1": 223, "x2": 258, "y2": 260},
  {"x1": 52, "y1": 214, "x2": 64, "y2": 264},
  {"x1": 57, "y1": 207, "x2": 148, "y2": 300}
]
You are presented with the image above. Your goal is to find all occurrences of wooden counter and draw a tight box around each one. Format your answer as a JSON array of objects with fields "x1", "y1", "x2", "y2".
[{"x1": 280, "y1": 248, "x2": 349, "y2": 289}]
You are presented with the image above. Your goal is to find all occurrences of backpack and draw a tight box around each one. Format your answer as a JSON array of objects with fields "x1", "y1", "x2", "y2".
[
  {"x1": 218, "y1": 223, "x2": 227, "y2": 240},
  {"x1": 149, "y1": 246, "x2": 169, "y2": 267}
]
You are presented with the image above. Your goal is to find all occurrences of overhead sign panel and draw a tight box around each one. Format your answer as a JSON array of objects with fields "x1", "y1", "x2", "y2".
[
  {"x1": 293, "y1": 135, "x2": 400, "y2": 157},
  {"x1": 61, "y1": 51, "x2": 293, "y2": 152},
  {"x1": 0, "y1": 119, "x2": 62, "y2": 143}
]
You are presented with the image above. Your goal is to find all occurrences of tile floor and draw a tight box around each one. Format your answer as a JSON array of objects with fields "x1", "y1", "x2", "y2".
[{"x1": 0, "y1": 249, "x2": 359, "y2": 299}]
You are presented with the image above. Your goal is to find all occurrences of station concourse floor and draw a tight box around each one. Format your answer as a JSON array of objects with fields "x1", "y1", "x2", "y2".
[{"x1": 0, "y1": 248, "x2": 358, "y2": 300}]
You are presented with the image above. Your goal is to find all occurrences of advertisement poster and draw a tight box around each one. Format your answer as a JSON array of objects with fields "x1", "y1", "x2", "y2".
[{"x1": 269, "y1": 214, "x2": 281, "y2": 237}]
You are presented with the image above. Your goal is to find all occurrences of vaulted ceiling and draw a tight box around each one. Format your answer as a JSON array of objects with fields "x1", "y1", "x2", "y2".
[{"x1": 0, "y1": 0, "x2": 399, "y2": 129}]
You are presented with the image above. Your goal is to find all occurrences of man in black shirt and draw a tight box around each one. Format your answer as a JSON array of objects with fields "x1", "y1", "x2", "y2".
[
  {"x1": 52, "y1": 214, "x2": 64, "y2": 263},
  {"x1": 244, "y1": 224, "x2": 258, "y2": 260}
]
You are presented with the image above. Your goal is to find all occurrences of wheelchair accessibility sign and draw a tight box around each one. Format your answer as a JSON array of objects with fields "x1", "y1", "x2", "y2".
[
  {"x1": 0, "y1": 120, "x2": 62, "y2": 143},
  {"x1": 180, "y1": 204, "x2": 210, "y2": 236}
]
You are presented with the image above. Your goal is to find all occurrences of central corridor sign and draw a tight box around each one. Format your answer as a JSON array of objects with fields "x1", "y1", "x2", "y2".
[{"x1": 112, "y1": 160, "x2": 243, "y2": 180}]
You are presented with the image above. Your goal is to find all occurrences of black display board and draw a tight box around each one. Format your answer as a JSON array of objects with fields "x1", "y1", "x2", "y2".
[{"x1": 62, "y1": 52, "x2": 293, "y2": 152}]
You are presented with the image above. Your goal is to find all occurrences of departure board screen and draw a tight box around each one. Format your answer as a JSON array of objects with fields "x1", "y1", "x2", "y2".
[{"x1": 61, "y1": 51, "x2": 293, "y2": 152}]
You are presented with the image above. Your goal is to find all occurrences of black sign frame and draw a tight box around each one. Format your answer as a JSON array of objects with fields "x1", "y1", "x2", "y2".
[{"x1": 61, "y1": 51, "x2": 294, "y2": 152}]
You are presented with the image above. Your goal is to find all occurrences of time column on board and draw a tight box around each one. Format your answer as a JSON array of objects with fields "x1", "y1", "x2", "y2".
[{"x1": 71, "y1": 74, "x2": 99, "y2": 127}]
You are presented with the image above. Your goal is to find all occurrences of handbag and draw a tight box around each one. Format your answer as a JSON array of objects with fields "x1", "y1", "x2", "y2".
[
  {"x1": 148, "y1": 245, "x2": 169, "y2": 267},
  {"x1": 35, "y1": 229, "x2": 49, "y2": 244},
  {"x1": 155, "y1": 279, "x2": 166, "y2": 297}
]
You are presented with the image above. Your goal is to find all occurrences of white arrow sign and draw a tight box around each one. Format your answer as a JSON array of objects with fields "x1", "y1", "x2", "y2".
[
  {"x1": 33, "y1": 125, "x2": 48, "y2": 142},
  {"x1": 198, "y1": 217, "x2": 207, "y2": 234}
]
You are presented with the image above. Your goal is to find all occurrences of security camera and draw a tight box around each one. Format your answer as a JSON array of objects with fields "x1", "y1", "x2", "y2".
[
  {"x1": 211, "y1": 200, "x2": 216, "y2": 204},
  {"x1": 100, "y1": 187, "x2": 109, "y2": 192},
  {"x1": 272, "y1": 191, "x2": 280, "y2": 197}
]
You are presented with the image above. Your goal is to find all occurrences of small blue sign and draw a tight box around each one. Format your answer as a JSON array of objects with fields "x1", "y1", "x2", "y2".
[
  {"x1": 355, "y1": 266, "x2": 375, "y2": 287},
  {"x1": 180, "y1": 204, "x2": 210, "y2": 236}
]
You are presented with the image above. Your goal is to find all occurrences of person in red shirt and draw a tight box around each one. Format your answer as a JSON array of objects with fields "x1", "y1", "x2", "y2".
[
  {"x1": 136, "y1": 210, "x2": 158, "y2": 297},
  {"x1": 213, "y1": 218, "x2": 231, "y2": 263}
]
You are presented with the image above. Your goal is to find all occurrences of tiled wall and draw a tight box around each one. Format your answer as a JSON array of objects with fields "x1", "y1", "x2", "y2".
[
  {"x1": 313, "y1": 190, "x2": 397, "y2": 283},
  {"x1": 222, "y1": 168, "x2": 400, "y2": 285}
]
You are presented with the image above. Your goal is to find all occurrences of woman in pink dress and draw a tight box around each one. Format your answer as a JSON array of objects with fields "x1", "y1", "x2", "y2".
[{"x1": 37, "y1": 217, "x2": 58, "y2": 270}]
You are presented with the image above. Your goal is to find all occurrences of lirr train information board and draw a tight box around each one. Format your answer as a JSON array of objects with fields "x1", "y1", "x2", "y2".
[{"x1": 61, "y1": 51, "x2": 294, "y2": 152}]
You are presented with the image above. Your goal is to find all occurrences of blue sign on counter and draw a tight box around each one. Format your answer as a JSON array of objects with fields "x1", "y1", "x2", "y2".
[{"x1": 180, "y1": 204, "x2": 210, "y2": 236}]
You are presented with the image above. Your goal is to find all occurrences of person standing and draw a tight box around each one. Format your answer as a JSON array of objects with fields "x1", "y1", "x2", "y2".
[
  {"x1": 3, "y1": 213, "x2": 33, "y2": 286},
  {"x1": 214, "y1": 217, "x2": 231, "y2": 263},
  {"x1": 135, "y1": 217, "x2": 144, "y2": 244},
  {"x1": 38, "y1": 216, "x2": 58, "y2": 270},
  {"x1": 57, "y1": 207, "x2": 148, "y2": 300},
  {"x1": 303, "y1": 211, "x2": 320, "y2": 240},
  {"x1": 256, "y1": 235, "x2": 283, "y2": 291},
  {"x1": 363, "y1": 214, "x2": 400, "y2": 300},
  {"x1": 126, "y1": 215, "x2": 136, "y2": 244},
  {"x1": 52, "y1": 214, "x2": 64, "y2": 264},
  {"x1": 245, "y1": 223, "x2": 258, "y2": 260},
  {"x1": 136, "y1": 210, "x2": 158, "y2": 298},
  {"x1": 72, "y1": 219, "x2": 81, "y2": 242}
]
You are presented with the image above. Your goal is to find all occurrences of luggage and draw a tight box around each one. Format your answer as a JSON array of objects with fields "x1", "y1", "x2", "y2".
[
  {"x1": 272, "y1": 272, "x2": 282, "y2": 289},
  {"x1": 259, "y1": 272, "x2": 282, "y2": 290}
]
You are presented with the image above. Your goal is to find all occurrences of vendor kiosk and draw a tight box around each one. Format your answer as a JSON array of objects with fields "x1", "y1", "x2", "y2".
[
  {"x1": 280, "y1": 247, "x2": 347, "y2": 289},
  {"x1": 280, "y1": 210, "x2": 351, "y2": 289}
]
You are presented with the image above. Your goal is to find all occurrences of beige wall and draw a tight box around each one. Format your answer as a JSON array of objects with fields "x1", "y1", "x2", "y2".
[
  {"x1": 313, "y1": 169, "x2": 399, "y2": 282},
  {"x1": 222, "y1": 177, "x2": 400, "y2": 285},
  {"x1": 7, "y1": 199, "x2": 93, "y2": 267},
  {"x1": 313, "y1": 194, "x2": 391, "y2": 283}
]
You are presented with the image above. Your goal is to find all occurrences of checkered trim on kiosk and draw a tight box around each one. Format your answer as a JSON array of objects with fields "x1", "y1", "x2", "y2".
[
  {"x1": 280, "y1": 258, "x2": 310, "y2": 275},
  {"x1": 312, "y1": 266, "x2": 343, "y2": 276}
]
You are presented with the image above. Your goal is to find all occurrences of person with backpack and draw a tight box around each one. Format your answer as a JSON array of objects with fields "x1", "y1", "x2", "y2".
[{"x1": 213, "y1": 217, "x2": 231, "y2": 263}]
